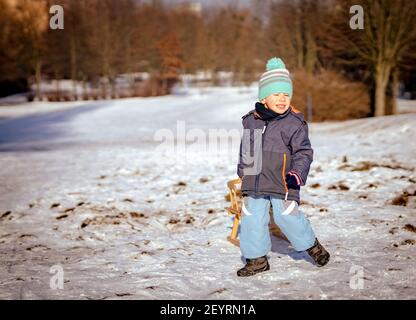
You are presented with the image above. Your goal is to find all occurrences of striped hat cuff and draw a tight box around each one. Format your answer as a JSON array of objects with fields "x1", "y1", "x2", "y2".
[
  {"x1": 261, "y1": 69, "x2": 290, "y2": 78},
  {"x1": 259, "y1": 77, "x2": 292, "y2": 89}
]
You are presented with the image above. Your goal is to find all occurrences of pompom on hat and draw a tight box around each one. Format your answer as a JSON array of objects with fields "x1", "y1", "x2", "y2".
[{"x1": 258, "y1": 57, "x2": 293, "y2": 101}]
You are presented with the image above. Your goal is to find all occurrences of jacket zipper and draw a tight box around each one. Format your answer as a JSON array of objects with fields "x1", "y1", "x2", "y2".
[
  {"x1": 255, "y1": 121, "x2": 268, "y2": 193},
  {"x1": 282, "y1": 152, "x2": 288, "y2": 199}
]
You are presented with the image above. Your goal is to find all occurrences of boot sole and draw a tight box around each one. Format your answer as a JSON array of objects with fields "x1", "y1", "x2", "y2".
[
  {"x1": 315, "y1": 254, "x2": 330, "y2": 267},
  {"x1": 237, "y1": 264, "x2": 270, "y2": 277}
]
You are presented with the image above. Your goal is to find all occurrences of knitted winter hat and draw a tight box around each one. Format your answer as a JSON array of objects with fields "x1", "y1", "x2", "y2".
[{"x1": 258, "y1": 57, "x2": 293, "y2": 101}]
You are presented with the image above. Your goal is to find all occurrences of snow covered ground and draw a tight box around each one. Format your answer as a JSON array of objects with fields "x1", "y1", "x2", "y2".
[{"x1": 0, "y1": 87, "x2": 415, "y2": 300}]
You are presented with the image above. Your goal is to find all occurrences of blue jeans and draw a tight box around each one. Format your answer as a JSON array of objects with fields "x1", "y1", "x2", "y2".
[{"x1": 240, "y1": 195, "x2": 316, "y2": 259}]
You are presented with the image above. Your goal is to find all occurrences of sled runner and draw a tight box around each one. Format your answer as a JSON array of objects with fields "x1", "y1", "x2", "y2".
[{"x1": 226, "y1": 178, "x2": 288, "y2": 247}]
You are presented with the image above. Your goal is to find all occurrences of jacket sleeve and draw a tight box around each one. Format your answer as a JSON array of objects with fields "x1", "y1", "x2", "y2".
[
  {"x1": 237, "y1": 139, "x2": 244, "y2": 178},
  {"x1": 237, "y1": 121, "x2": 247, "y2": 178},
  {"x1": 237, "y1": 118, "x2": 250, "y2": 178},
  {"x1": 289, "y1": 122, "x2": 313, "y2": 186}
]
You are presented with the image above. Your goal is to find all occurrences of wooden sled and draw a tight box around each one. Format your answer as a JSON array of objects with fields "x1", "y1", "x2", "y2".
[{"x1": 226, "y1": 178, "x2": 288, "y2": 247}]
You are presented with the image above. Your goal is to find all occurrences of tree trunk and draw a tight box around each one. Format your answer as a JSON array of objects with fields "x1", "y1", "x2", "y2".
[
  {"x1": 128, "y1": 73, "x2": 135, "y2": 97},
  {"x1": 151, "y1": 72, "x2": 157, "y2": 96},
  {"x1": 82, "y1": 76, "x2": 87, "y2": 100},
  {"x1": 162, "y1": 78, "x2": 167, "y2": 95},
  {"x1": 70, "y1": 34, "x2": 77, "y2": 100},
  {"x1": 374, "y1": 65, "x2": 390, "y2": 117},
  {"x1": 53, "y1": 69, "x2": 59, "y2": 101},
  {"x1": 391, "y1": 70, "x2": 399, "y2": 115},
  {"x1": 56, "y1": 79, "x2": 61, "y2": 101},
  {"x1": 35, "y1": 60, "x2": 42, "y2": 100},
  {"x1": 374, "y1": 77, "x2": 386, "y2": 117},
  {"x1": 111, "y1": 77, "x2": 117, "y2": 99}
]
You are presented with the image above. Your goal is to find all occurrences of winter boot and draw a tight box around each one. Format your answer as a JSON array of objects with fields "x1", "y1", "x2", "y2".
[
  {"x1": 307, "y1": 238, "x2": 330, "y2": 267},
  {"x1": 237, "y1": 255, "x2": 270, "y2": 277}
]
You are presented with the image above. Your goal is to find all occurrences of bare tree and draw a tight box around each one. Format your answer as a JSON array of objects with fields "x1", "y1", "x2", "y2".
[
  {"x1": 265, "y1": 0, "x2": 326, "y2": 73},
  {"x1": 13, "y1": 0, "x2": 49, "y2": 99},
  {"x1": 156, "y1": 31, "x2": 184, "y2": 94},
  {"x1": 329, "y1": 0, "x2": 416, "y2": 116}
]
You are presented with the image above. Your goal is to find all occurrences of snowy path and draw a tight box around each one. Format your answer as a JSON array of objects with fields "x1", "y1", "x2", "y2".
[{"x1": 0, "y1": 88, "x2": 415, "y2": 299}]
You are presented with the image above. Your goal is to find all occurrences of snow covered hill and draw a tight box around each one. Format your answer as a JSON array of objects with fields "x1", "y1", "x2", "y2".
[{"x1": 0, "y1": 87, "x2": 415, "y2": 299}]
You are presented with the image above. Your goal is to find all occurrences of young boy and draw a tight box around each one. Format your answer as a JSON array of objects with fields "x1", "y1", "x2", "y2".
[{"x1": 236, "y1": 57, "x2": 330, "y2": 277}]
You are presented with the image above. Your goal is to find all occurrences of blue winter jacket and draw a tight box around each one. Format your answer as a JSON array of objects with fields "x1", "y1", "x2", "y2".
[{"x1": 237, "y1": 104, "x2": 313, "y2": 204}]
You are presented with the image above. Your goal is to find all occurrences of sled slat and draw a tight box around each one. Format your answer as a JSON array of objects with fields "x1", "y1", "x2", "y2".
[{"x1": 226, "y1": 178, "x2": 288, "y2": 246}]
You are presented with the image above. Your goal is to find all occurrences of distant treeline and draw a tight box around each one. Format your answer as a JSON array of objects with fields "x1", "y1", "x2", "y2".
[{"x1": 0, "y1": 0, "x2": 415, "y2": 119}]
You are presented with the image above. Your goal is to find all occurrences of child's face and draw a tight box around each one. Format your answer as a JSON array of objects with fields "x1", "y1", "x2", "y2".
[{"x1": 261, "y1": 93, "x2": 291, "y2": 114}]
